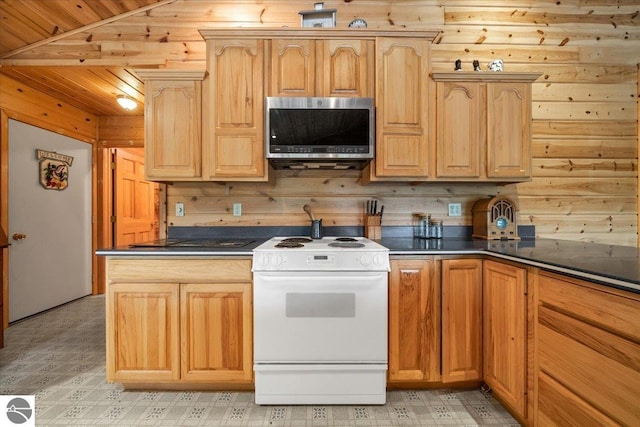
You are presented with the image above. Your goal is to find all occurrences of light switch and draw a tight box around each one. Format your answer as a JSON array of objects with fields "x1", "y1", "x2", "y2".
[
  {"x1": 176, "y1": 202, "x2": 185, "y2": 217},
  {"x1": 233, "y1": 203, "x2": 242, "y2": 216},
  {"x1": 448, "y1": 203, "x2": 462, "y2": 217}
]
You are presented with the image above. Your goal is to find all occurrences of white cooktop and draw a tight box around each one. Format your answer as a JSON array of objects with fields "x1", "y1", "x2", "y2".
[{"x1": 252, "y1": 236, "x2": 389, "y2": 271}]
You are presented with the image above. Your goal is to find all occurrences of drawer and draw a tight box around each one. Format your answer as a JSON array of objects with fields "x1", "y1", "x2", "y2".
[
  {"x1": 537, "y1": 371, "x2": 617, "y2": 427},
  {"x1": 538, "y1": 271, "x2": 640, "y2": 341},
  {"x1": 538, "y1": 306, "x2": 640, "y2": 426},
  {"x1": 107, "y1": 258, "x2": 252, "y2": 283}
]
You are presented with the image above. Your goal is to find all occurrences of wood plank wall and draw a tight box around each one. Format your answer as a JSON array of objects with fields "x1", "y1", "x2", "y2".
[
  {"x1": 2, "y1": 1, "x2": 638, "y2": 246},
  {"x1": 155, "y1": 1, "x2": 639, "y2": 246}
]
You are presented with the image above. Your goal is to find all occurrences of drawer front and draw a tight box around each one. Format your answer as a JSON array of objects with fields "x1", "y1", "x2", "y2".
[
  {"x1": 538, "y1": 306, "x2": 640, "y2": 426},
  {"x1": 538, "y1": 271, "x2": 640, "y2": 341},
  {"x1": 537, "y1": 372, "x2": 618, "y2": 427},
  {"x1": 107, "y1": 258, "x2": 252, "y2": 283}
]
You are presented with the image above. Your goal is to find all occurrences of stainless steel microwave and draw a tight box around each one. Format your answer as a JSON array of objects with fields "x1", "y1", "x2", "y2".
[{"x1": 265, "y1": 97, "x2": 375, "y2": 170}]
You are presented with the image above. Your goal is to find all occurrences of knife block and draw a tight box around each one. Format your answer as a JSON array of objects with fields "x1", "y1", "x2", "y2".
[{"x1": 364, "y1": 215, "x2": 382, "y2": 240}]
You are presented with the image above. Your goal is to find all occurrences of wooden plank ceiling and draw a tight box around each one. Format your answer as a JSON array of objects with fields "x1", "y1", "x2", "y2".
[{"x1": 0, "y1": 0, "x2": 170, "y2": 116}]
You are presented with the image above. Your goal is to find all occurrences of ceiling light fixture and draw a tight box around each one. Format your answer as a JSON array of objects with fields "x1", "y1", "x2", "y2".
[{"x1": 116, "y1": 95, "x2": 137, "y2": 111}]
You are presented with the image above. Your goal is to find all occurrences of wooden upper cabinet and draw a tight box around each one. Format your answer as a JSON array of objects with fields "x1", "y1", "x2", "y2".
[
  {"x1": 269, "y1": 39, "x2": 373, "y2": 97},
  {"x1": 269, "y1": 39, "x2": 315, "y2": 96},
  {"x1": 487, "y1": 82, "x2": 531, "y2": 178},
  {"x1": 436, "y1": 81, "x2": 483, "y2": 178},
  {"x1": 135, "y1": 70, "x2": 205, "y2": 181},
  {"x1": 318, "y1": 39, "x2": 374, "y2": 97},
  {"x1": 202, "y1": 39, "x2": 267, "y2": 181},
  {"x1": 432, "y1": 73, "x2": 540, "y2": 182},
  {"x1": 373, "y1": 37, "x2": 432, "y2": 179}
]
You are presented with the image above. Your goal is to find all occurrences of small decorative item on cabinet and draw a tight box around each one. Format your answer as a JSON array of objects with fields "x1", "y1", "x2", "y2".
[
  {"x1": 488, "y1": 59, "x2": 504, "y2": 72},
  {"x1": 299, "y1": 2, "x2": 337, "y2": 27},
  {"x1": 471, "y1": 196, "x2": 520, "y2": 240}
]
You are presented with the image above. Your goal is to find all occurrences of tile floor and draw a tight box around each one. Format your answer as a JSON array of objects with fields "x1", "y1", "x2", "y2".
[{"x1": 0, "y1": 295, "x2": 520, "y2": 426}]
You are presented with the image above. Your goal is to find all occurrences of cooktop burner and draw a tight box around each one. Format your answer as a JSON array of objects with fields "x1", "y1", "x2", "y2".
[
  {"x1": 275, "y1": 241, "x2": 305, "y2": 248},
  {"x1": 328, "y1": 241, "x2": 365, "y2": 248},
  {"x1": 334, "y1": 237, "x2": 358, "y2": 242},
  {"x1": 281, "y1": 237, "x2": 313, "y2": 243}
]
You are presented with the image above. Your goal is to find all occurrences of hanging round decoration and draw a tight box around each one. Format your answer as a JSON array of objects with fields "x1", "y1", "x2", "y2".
[{"x1": 348, "y1": 18, "x2": 367, "y2": 28}]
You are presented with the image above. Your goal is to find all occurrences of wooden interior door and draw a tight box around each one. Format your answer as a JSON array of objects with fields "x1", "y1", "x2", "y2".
[{"x1": 114, "y1": 148, "x2": 158, "y2": 246}]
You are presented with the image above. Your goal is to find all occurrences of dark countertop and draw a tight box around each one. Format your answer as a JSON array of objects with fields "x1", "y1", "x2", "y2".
[
  {"x1": 96, "y1": 229, "x2": 640, "y2": 293},
  {"x1": 381, "y1": 237, "x2": 640, "y2": 293}
]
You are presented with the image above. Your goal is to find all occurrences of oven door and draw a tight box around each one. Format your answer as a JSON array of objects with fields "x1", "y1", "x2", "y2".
[{"x1": 253, "y1": 271, "x2": 387, "y2": 363}]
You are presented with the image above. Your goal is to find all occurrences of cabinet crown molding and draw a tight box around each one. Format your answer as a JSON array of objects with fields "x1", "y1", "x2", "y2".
[
  {"x1": 432, "y1": 72, "x2": 542, "y2": 83},
  {"x1": 199, "y1": 28, "x2": 440, "y2": 41},
  {"x1": 133, "y1": 69, "x2": 206, "y2": 81}
]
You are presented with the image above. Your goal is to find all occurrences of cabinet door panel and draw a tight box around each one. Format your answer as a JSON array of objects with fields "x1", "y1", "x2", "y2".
[
  {"x1": 483, "y1": 260, "x2": 527, "y2": 417},
  {"x1": 375, "y1": 38, "x2": 430, "y2": 177},
  {"x1": 106, "y1": 283, "x2": 180, "y2": 382},
  {"x1": 319, "y1": 39, "x2": 373, "y2": 97},
  {"x1": 181, "y1": 283, "x2": 253, "y2": 382},
  {"x1": 441, "y1": 259, "x2": 482, "y2": 383},
  {"x1": 388, "y1": 258, "x2": 439, "y2": 382},
  {"x1": 204, "y1": 39, "x2": 265, "y2": 179},
  {"x1": 487, "y1": 83, "x2": 530, "y2": 178},
  {"x1": 436, "y1": 82, "x2": 482, "y2": 178},
  {"x1": 145, "y1": 80, "x2": 201, "y2": 179},
  {"x1": 270, "y1": 39, "x2": 315, "y2": 96}
]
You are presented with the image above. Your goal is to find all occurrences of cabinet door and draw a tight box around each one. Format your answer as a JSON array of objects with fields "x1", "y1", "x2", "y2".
[
  {"x1": 204, "y1": 39, "x2": 266, "y2": 180},
  {"x1": 374, "y1": 38, "x2": 431, "y2": 177},
  {"x1": 317, "y1": 39, "x2": 374, "y2": 97},
  {"x1": 486, "y1": 82, "x2": 531, "y2": 178},
  {"x1": 483, "y1": 260, "x2": 527, "y2": 418},
  {"x1": 106, "y1": 283, "x2": 180, "y2": 382},
  {"x1": 180, "y1": 282, "x2": 253, "y2": 382},
  {"x1": 269, "y1": 39, "x2": 315, "y2": 96},
  {"x1": 144, "y1": 79, "x2": 202, "y2": 180},
  {"x1": 441, "y1": 259, "x2": 483, "y2": 383},
  {"x1": 436, "y1": 81, "x2": 483, "y2": 178},
  {"x1": 388, "y1": 258, "x2": 440, "y2": 383}
]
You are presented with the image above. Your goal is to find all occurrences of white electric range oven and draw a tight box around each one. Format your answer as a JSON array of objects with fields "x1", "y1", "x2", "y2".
[{"x1": 252, "y1": 236, "x2": 390, "y2": 405}]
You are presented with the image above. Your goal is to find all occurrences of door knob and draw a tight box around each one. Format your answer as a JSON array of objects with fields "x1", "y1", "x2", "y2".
[{"x1": 12, "y1": 233, "x2": 26, "y2": 240}]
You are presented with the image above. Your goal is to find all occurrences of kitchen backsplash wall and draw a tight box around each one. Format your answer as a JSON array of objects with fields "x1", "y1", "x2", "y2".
[{"x1": 166, "y1": 170, "x2": 514, "y2": 228}]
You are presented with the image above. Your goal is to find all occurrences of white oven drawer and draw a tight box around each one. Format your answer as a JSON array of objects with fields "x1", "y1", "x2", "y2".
[{"x1": 253, "y1": 271, "x2": 387, "y2": 363}]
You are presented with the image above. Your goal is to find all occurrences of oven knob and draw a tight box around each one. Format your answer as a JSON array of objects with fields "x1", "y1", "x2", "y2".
[
  {"x1": 271, "y1": 254, "x2": 283, "y2": 266},
  {"x1": 359, "y1": 254, "x2": 372, "y2": 266},
  {"x1": 373, "y1": 254, "x2": 384, "y2": 266}
]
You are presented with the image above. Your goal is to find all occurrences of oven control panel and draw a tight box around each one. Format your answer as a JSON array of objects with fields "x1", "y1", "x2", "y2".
[
  {"x1": 307, "y1": 255, "x2": 335, "y2": 266},
  {"x1": 253, "y1": 251, "x2": 389, "y2": 271}
]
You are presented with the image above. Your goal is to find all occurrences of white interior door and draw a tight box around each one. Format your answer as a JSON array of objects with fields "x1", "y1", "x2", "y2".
[{"x1": 8, "y1": 119, "x2": 92, "y2": 322}]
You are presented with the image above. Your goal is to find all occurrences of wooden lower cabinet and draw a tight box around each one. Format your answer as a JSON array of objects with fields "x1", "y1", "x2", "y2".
[
  {"x1": 105, "y1": 258, "x2": 253, "y2": 387},
  {"x1": 483, "y1": 259, "x2": 528, "y2": 421},
  {"x1": 180, "y1": 282, "x2": 252, "y2": 382},
  {"x1": 441, "y1": 258, "x2": 483, "y2": 383},
  {"x1": 107, "y1": 283, "x2": 181, "y2": 382},
  {"x1": 388, "y1": 257, "x2": 440, "y2": 384},
  {"x1": 535, "y1": 270, "x2": 640, "y2": 426}
]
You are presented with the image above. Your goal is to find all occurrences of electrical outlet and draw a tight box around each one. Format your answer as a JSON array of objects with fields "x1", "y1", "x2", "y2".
[
  {"x1": 448, "y1": 203, "x2": 462, "y2": 217},
  {"x1": 175, "y1": 202, "x2": 185, "y2": 217},
  {"x1": 233, "y1": 203, "x2": 242, "y2": 216}
]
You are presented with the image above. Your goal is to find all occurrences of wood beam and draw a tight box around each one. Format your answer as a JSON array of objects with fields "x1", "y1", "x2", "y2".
[{"x1": 0, "y1": 0, "x2": 179, "y2": 60}]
